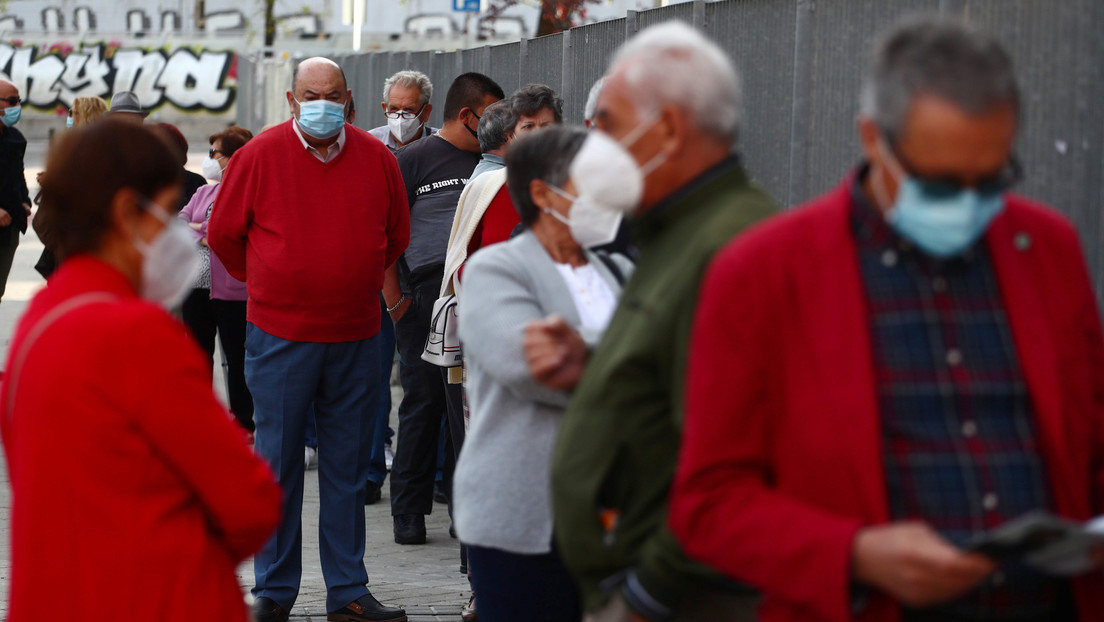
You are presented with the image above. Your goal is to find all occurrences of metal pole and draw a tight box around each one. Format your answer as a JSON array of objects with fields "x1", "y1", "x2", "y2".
[
  {"x1": 352, "y1": 0, "x2": 363, "y2": 51},
  {"x1": 788, "y1": 0, "x2": 814, "y2": 208}
]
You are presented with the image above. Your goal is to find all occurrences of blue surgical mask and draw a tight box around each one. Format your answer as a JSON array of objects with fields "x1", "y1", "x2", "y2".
[
  {"x1": 2, "y1": 105, "x2": 21, "y2": 127},
  {"x1": 877, "y1": 138, "x2": 1006, "y2": 258},
  {"x1": 66, "y1": 115, "x2": 73, "y2": 129},
  {"x1": 294, "y1": 97, "x2": 346, "y2": 140},
  {"x1": 887, "y1": 180, "x2": 1005, "y2": 258}
]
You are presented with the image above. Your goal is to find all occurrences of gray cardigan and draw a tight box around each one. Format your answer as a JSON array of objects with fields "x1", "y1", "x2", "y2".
[{"x1": 452, "y1": 230, "x2": 632, "y2": 554}]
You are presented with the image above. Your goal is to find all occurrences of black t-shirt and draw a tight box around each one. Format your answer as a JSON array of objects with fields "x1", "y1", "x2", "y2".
[{"x1": 396, "y1": 133, "x2": 480, "y2": 272}]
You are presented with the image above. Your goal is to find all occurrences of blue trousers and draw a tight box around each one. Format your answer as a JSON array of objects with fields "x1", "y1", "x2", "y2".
[
  {"x1": 367, "y1": 300, "x2": 396, "y2": 486},
  {"x1": 246, "y1": 323, "x2": 379, "y2": 612}
]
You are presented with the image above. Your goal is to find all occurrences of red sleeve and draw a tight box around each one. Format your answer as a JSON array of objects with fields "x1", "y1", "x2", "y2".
[
  {"x1": 381, "y1": 149, "x2": 410, "y2": 269},
  {"x1": 122, "y1": 309, "x2": 281, "y2": 562},
  {"x1": 669, "y1": 239, "x2": 863, "y2": 622},
  {"x1": 207, "y1": 150, "x2": 255, "y2": 282},
  {"x1": 479, "y1": 187, "x2": 520, "y2": 249}
]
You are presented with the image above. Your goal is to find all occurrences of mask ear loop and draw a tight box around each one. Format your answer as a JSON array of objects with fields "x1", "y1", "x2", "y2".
[
  {"x1": 543, "y1": 183, "x2": 578, "y2": 226},
  {"x1": 872, "y1": 135, "x2": 906, "y2": 212}
]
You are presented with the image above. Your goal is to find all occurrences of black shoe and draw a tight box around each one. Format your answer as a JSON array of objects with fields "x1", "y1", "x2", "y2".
[
  {"x1": 393, "y1": 513, "x2": 426, "y2": 544},
  {"x1": 433, "y1": 481, "x2": 449, "y2": 504},
  {"x1": 364, "y1": 481, "x2": 381, "y2": 505},
  {"x1": 253, "y1": 596, "x2": 289, "y2": 622},
  {"x1": 327, "y1": 594, "x2": 407, "y2": 621}
]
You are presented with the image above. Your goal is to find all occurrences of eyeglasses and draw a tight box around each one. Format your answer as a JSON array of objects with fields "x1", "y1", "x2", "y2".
[
  {"x1": 384, "y1": 104, "x2": 425, "y2": 120},
  {"x1": 888, "y1": 143, "x2": 1022, "y2": 200},
  {"x1": 209, "y1": 149, "x2": 227, "y2": 159},
  {"x1": 0, "y1": 96, "x2": 21, "y2": 107}
]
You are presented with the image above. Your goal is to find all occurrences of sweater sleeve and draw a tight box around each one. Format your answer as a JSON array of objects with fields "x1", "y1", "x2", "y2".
[
  {"x1": 669, "y1": 241, "x2": 863, "y2": 622},
  {"x1": 458, "y1": 249, "x2": 571, "y2": 409},
  {"x1": 207, "y1": 153, "x2": 254, "y2": 282},
  {"x1": 121, "y1": 309, "x2": 281, "y2": 562}
]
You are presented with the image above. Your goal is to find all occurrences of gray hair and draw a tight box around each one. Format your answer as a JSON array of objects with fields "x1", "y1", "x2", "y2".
[
  {"x1": 860, "y1": 16, "x2": 1020, "y2": 141},
  {"x1": 584, "y1": 77, "x2": 606, "y2": 123},
  {"x1": 478, "y1": 100, "x2": 515, "y2": 153},
  {"x1": 382, "y1": 70, "x2": 433, "y2": 106},
  {"x1": 609, "y1": 21, "x2": 741, "y2": 143}
]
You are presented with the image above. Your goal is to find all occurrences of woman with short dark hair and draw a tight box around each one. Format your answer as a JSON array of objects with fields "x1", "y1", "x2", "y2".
[
  {"x1": 510, "y1": 83, "x2": 563, "y2": 136},
  {"x1": 0, "y1": 119, "x2": 280, "y2": 622}
]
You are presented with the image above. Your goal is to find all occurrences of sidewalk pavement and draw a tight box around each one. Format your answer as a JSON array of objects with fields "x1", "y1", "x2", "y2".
[{"x1": 0, "y1": 144, "x2": 470, "y2": 621}]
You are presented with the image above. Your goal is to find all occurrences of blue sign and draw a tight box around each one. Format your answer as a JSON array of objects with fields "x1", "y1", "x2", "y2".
[{"x1": 453, "y1": 0, "x2": 480, "y2": 11}]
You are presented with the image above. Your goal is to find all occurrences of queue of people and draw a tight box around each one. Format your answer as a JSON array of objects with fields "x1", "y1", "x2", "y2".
[{"x1": 1, "y1": 12, "x2": 1102, "y2": 622}]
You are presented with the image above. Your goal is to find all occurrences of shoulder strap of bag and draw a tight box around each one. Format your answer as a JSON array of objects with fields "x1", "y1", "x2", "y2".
[
  {"x1": 3, "y1": 292, "x2": 119, "y2": 425},
  {"x1": 595, "y1": 251, "x2": 626, "y2": 286}
]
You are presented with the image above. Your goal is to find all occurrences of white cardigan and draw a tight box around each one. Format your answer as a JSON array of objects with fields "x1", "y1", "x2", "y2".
[{"x1": 439, "y1": 167, "x2": 509, "y2": 299}]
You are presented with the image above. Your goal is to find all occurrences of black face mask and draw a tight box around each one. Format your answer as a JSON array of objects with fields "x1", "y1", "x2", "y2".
[{"x1": 464, "y1": 109, "x2": 482, "y2": 139}]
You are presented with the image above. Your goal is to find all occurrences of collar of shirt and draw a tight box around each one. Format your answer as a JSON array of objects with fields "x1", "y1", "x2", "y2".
[
  {"x1": 292, "y1": 119, "x2": 346, "y2": 163},
  {"x1": 481, "y1": 153, "x2": 505, "y2": 167},
  {"x1": 631, "y1": 154, "x2": 744, "y2": 245}
]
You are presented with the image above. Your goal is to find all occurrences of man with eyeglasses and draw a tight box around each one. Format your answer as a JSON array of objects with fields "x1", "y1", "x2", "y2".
[
  {"x1": 669, "y1": 17, "x2": 1104, "y2": 622},
  {"x1": 0, "y1": 80, "x2": 31, "y2": 303},
  {"x1": 368, "y1": 70, "x2": 437, "y2": 152}
]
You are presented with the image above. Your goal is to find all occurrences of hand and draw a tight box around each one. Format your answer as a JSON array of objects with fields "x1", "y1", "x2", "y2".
[
  {"x1": 523, "y1": 314, "x2": 588, "y2": 390},
  {"x1": 0, "y1": 211, "x2": 11, "y2": 227},
  {"x1": 22, "y1": 202, "x2": 30, "y2": 216},
  {"x1": 387, "y1": 296, "x2": 412, "y2": 322},
  {"x1": 199, "y1": 237, "x2": 209, "y2": 248},
  {"x1": 853, "y1": 522, "x2": 996, "y2": 608},
  {"x1": 189, "y1": 221, "x2": 203, "y2": 231}
]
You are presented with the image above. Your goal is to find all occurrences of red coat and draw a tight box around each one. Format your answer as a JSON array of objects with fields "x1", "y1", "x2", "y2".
[
  {"x1": 0, "y1": 256, "x2": 282, "y2": 622},
  {"x1": 669, "y1": 178, "x2": 1104, "y2": 622}
]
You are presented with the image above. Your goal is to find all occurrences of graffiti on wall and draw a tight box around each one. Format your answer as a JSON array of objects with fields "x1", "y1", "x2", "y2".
[{"x1": 0, "y1": 42, "x2": 236, "y2": 113}]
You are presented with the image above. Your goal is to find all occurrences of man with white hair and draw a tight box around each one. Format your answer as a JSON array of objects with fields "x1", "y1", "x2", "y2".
[
  {"x1": 671, "y1": 17, "x2": 1104, "y2": 621},
  {"x1": 525, "y1": 21, "x2": 777, "y2": 622},
  {"x1": 583, "y1": 76, "x2": 606, "y2": 128},
  {"x1": 369, "y1": 70, "x2": 437, "y2": 151}
]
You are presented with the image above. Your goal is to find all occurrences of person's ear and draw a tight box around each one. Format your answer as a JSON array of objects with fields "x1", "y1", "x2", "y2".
[
  {"x1": 380, "y1": 101, "x2": 388, "y2": 114},
  {"x1": 422, "y1": 103, "x2": 433, "y2": 121},
  {"x1": 286, "y1": 91, "x2": 297, "y2": 116},
  {"x1": 108, "y1": 187, "x2": 142, "y2": 239},
  {"x1": 657, "y1": 103, "x2": 683, "y2": 157},
  {"x1": 857, "y1": 116, "x2": 882, "y2": 165},
  {"x1": 529, "y1": 178, "x2": 553, "y2": 210}
]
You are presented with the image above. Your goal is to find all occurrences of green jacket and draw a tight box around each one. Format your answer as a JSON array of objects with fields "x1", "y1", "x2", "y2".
[{"x1": 552, "y1": 157, "x2": 777, "y2": 618}]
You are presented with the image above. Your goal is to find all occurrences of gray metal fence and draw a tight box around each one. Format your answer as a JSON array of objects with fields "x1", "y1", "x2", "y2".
[{"x1": 237, "y1": 0, "x2": 1104, "y2": 304}]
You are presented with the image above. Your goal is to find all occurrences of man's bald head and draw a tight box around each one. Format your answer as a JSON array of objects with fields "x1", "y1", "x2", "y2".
[
  {"x1": 292, "y1": 57, "x2": 347, "y2": 99},
  {"x1": 0, "y1": 80, "x2": 18, "y2": 99}
]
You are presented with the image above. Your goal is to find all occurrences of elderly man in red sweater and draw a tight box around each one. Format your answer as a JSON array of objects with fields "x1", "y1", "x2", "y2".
[
  {"x1": 208, "y1": 57, "x2": 410, "y2": 622},
  {"x1": 670, "y1": 17, "x2": 1104, "y2": 622}
]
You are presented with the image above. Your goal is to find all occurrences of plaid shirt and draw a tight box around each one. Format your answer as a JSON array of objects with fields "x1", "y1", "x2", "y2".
[{"x1": 850, "y1": 173, "x2": 1062, "y2": 620}]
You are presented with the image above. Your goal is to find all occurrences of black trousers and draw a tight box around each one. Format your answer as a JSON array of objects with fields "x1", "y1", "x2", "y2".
[
  {"x1": 212, "y1": 299, "x2": 254, "y2": 432},
  {"x1": 390, "y1": 265, "x2": 465, "y2": 516},
  {"x1": 183, "y1": 289, "x2": 254, "y2": 433}
]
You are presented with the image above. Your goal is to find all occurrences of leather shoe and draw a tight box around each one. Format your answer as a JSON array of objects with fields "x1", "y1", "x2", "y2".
[
  {"x1": 393, "y1": 513, "x2": 426, "y2": 544},
  {"x1": 364, "y1": 480, "x2": 381, "y2": 505},
  {"x1": 253, "y1": 596, "x2": 289, "y2": 622},
  {"x1": 327, "y1": 594, "x2": 407, "y2": 621}
]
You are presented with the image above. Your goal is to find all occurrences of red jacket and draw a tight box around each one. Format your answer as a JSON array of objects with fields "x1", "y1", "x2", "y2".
[
  {"x1": 0, "y1": 256, "x2": 282, "y2": 622},
  {"x1": 208, "y1": 120, "x2": 410, "y2": 343},
  {"x1": 669, "y1": 178, "x2": 1104, "y2": 621}
]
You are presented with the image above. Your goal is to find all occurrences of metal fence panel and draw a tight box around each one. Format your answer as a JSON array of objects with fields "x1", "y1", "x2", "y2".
[
  {"x1": 705, "y1": 0, "x2": 797, "y2": 204},
  {"x1": 637, "y1": 2, "x2": 695, "y2": 29},
  {"x1": 489, "y1": 41, "x2": 523, "y2": 99},
  {"x1": 565, "y1": 18, "x2": 627, "y2": 124},
  {"x1": 523, "y1": 33, "x2": 564, "y2": 97}
]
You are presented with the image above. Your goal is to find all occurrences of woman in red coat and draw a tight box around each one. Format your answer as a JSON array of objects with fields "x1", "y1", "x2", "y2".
[{"x1": 0, "y1": 120, "x2": 282, "y2": 621}]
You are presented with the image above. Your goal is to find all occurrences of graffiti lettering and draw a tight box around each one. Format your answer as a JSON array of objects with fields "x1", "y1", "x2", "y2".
[{"x1": 0, "y1": 43, "x2": 235, "y2": 112}]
